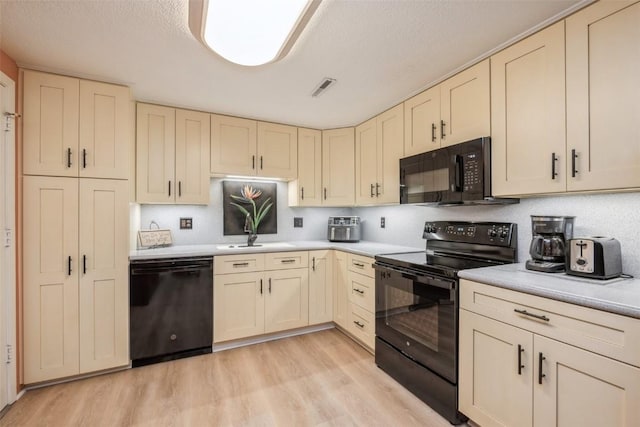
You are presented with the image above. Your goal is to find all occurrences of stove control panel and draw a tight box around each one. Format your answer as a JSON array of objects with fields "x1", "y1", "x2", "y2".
[{"x1": 423, "y1": 221, "x2": 516, "y2": 247}]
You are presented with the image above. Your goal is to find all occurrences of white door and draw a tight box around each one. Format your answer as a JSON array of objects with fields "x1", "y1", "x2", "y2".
[{"x1": 0, "y1": 72, "x2": 17, "y2": 408}]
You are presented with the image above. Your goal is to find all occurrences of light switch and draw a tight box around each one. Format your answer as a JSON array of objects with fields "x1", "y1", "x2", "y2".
[{"x1": 180, "y1": 218, "x2": 193, "y2": 229}]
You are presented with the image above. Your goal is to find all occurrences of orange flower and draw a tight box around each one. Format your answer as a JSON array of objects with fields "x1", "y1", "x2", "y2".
[{"x1": 241, "y1": 185, "x2": 262, "y2": 200}]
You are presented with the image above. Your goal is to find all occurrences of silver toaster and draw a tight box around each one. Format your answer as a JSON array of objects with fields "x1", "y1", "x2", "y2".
[
  {"x1": 566, "y1": 237, "x2": 622, "y2": 280},
  {"x1": 327, "y1": 216, "x2": 361, "y2": 242}
]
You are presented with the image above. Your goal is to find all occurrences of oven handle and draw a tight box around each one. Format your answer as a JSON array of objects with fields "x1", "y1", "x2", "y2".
[{"x1": 373, "y1": 263, "x2": 455, "y2": 290}]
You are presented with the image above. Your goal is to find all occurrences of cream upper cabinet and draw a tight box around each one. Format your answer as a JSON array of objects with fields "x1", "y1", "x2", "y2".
[
  {"x1": 214, "y1": 271, "x2": 265, "y2": 343},
  {"x1": 375, "y1": 104, "x2": 404, "y2": 204},
  {"x1": 308, "y1": 250, "x2": 333, "y2": 325},
  {"x1": 440, "y1": 59, "x2": 490, "y2": 148},
  {"x1": 137, "y1": 104, "x2": 209, "y2": 204},
  {"x1": 257, "y1": 122, "x2": 298, "y2": 179},
  {"x1": 78, "y1": 179, "x2": 129, "y2": 374},
  {"x1": 79, "y1": 80, "x2": 130, "y2": 179},
  {"x1": 23, "y1": 70, "x2": 131, "y2": 179},
  {"x1": 333, "y1": 251, "x2": 349, "y2": 329},
  {"x1": 23, "y1": 70, "x2": 80, "y2": 177},
  {"x1": 403, "y1": 60, "x2": 489, "y2": 156},
  {"x1": 136, "y1": 103, "x2": 175, "y2": 203},
  {"x1": 322, "y1": 128, "x2": 355, "y2": 206},
  {"x1": 566, "y1": 1, "x2": 640, "y2": 192},
  {"x1": 288, "y1": 128, "x2": 322, "y2": 206},
  {"x1": 355, "y1": 117, "x2": 378, "y2": 204},
  {"x1": 210, "y1": 114, "x2": 257, "y2": 176},
  {"x1": 491, "y1": 22, "x2": 566, "y2": 197},
  {"x1": 175, "y1": 109, "x2": 211, "y2": 204},
  {"x1": 404, "y1": 85, "x2": 440, "y2": 156},
  {"x1": 23, "y1": 176, "x2": 80, "y2": 383}
]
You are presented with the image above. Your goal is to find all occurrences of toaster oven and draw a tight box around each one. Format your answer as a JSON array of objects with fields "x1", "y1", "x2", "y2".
[{"x1": 327, "y1": 216, "x2": 361, "y2": 242}]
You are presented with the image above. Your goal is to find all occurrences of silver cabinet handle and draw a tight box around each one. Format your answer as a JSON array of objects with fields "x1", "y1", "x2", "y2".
[
  {"x1": 353, "y1": 320, "x2": 364, "y2": 329},
  {"x1": 281, "y1": 259, "x2": 296, "y2": 264},
  {"x1": 514, "y1": 308, "x2": 549, "y2": 322},
  {"x1": 353, "y1": 262, "x2": 365, "y2": 268},
  {"x1": 232, "y1": 262, "x2": 249, "y2": 267},
  {"x1": 353, "y1": 288, "x2": 364, "y2": 294}
]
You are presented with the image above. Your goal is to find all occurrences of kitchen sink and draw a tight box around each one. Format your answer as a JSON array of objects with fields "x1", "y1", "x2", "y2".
[{"x1": 216, "y1": 242, "x2": 296, "y2": 250}]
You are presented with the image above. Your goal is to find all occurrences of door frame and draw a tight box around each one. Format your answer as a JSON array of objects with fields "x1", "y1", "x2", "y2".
[{"x1": 0, "y1": 70, "x2": 18, "y2": 407}]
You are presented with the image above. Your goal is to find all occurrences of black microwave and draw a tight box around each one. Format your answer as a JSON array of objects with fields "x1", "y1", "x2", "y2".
[{"x1": 399, "y1": 137, "x2": 518, "y2": 205}]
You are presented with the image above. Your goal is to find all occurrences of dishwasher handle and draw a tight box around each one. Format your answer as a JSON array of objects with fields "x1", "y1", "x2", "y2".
[{"x1": 130, "y1": 257, "x2": 213, "y2": 275}]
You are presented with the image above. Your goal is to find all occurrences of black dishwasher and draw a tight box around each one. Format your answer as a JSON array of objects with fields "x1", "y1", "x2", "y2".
[{"x1": 130, "y1": 257, "x2": 213, "y2": 367}]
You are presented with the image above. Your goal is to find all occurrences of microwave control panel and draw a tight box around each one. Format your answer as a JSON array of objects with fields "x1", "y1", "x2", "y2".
[{"x1": 462, "y1": 152, "x2": 482, "y2": 192}]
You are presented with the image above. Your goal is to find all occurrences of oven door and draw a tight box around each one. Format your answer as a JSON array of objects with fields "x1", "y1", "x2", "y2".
[
  {"x1": 375, "y1": 263, "x2": 458, "y2": 383},
  {"x1": 400, "y1": 149, "x2": 451, "y2": 204}
]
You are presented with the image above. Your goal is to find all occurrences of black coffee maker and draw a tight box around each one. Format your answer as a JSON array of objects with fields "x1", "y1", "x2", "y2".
[{"x1": 525, "y1": 215, "x2": 575, "y2": 273}]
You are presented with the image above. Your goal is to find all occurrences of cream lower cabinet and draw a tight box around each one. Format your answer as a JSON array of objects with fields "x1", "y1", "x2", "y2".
[
  {"x1": 332, "y1": 251, "x2": 349, "y2": 329},
  {"x1": 214, "y1": 252, "x2": 309, "y2": 343},
  {"x1": 345, "y1": 254, "x2": 376, "y2": 350},
  {"x1": 460, "y1": 280, "x2": 640, "y2": 427},
  {"x1": 23, "y1": 176, "x2": 129, "y2": 384},
  {"x1": 308, "y1": 250, "x2": 333, "y2": 325}
]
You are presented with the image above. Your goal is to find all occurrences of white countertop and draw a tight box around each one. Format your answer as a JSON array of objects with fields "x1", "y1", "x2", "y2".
[
  {"x1": 458, "y1": 263, "x2": 640, "y2": 319},
  {"x1": 129, "y1": 240, "x2": 423, "y2": 261}
]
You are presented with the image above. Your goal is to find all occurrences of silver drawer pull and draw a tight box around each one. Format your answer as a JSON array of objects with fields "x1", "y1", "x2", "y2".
[
  {"x1": 514, "y1": 308, "x2": 550, "y2": 322},
  {"x1": 281, "y1": 259, "x2": 296, "y2": 264},
  {"x1": 353, "y1": 320, "x2": 364, "y2": 328},
  {"x1": 353, "y1": 262, "x2": 365, "y2": 268},
  {"x1": 353, "y1": 288, "x2": 365, "y2": 294},
  {"x1": 232, "y1": 262, "x2": 249, "y2": 267}
]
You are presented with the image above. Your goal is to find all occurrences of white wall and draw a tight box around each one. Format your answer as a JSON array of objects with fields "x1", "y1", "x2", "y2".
[
  {"x1": 138, "y1": 181, "x2": 640, "y2": 277},
  {"x1": 353, "y1": 191, "x2": 640, "y2": 277},
  {"x1": 138, "y1": 178, "x2": 350, "y2": 246}
]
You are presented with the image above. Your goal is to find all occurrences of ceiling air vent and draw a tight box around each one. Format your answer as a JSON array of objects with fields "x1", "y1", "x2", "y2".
[{"x1": 311, "y1": 78, "x2": 336, "y2": 97}]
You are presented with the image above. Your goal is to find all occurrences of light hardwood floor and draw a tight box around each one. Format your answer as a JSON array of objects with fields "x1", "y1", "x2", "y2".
[{"x1": 0, "y1": 329, "x2": 453, "y2": 426}]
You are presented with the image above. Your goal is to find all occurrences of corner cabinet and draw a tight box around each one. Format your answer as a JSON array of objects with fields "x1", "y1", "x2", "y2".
[
  {"x1": 566, "y1": 0, "x2": 640, "y2": 192},
  {"x1": 23, "y1": 176, "x2": 129, "y2": 383},
  {"x1": 214, "y1": 252, "x2": 309, "y2": 343},
  {"x1": 23, "y1": 70, "x2": 130, "y2": 179},
  {"x1": 355, "y1": 104, "x2": 404, "y2": 205},
  {"x1": 136, "y1": 103, "x2": 210, "y2": 204},
  {"x1": 210, "y1": 115, "x2": 297, "y2": 180},
  {"x1": 288, "y1": 127, "x2": 322, "y2": 206},
  {"x1": 459, "y1": 280, "x2": 640, "y2": 427},
  {"x1": 491, "y1": 22, "x2": 566, "y2": 197},
  {"x1": 322, "y1": 128, "x2": 355, "y2": 206},
  {"x1": 404, "y1": 59, "x2": 490, "y2": 156},
  {"x1": 308, "y1": 250, "x2": 333, "y2": 325}
]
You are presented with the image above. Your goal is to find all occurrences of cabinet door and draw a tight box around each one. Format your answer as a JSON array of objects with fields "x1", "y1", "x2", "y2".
[
  {"x1": 333, "y1": 251, "x2": 349, "y2": 329},
  {"x1": 355, "y1": 117, "x2": 378, "y2": 205},
  {"x1": 566, "y1": 1, "x2": 640, "y2": 192},
  {"x1": 308, "y1": 250, "x2": 333, "y2": 325},
  {"x1": 534, "y1": 335, "x2": 640, "y2": 427},
  {"x1": 257, "y1": 122, "x2": 297, "y2": 179},
  {"x1": 136, "y1": 103, "x2": 175, "y2": 203},
  {"x1": 322, "y1": 128, "x2": 355, "y2": 206},
  {"x1": 491, "y1": 22, "x2": 566, "y2": 197},
  {"x1": 175, "y1": 109, "x2": 210, "y2": 204},
  {"x1": 23, "y1": 176, "x2": 79, "y2": 383},
  {"x1": 213, "y1": 272, "x2": 264, "y2": 342},
  {"x1": 459, "y1": 310, "x2": 533, "y2": 427},
  {"x1": 210, "y1": 114, "x2": 257, "y2": 176},
  {"x1": 289, "y1": 128, "x2": 322, "y2": 206},
  {"x1": 78, "y1": 179, "x2": 129, "y2": 373},
  {"x1": 403, "y1": 85, "x2": 440, "y2": 156},
  {"x1": 264, "y1": 268, "x2": 309, "y2": 333},
  {"x1": 440, "y1": 59, "x2": 490, "y2": 147},
  {"x1": 79, "y1": 80, "x2": 130, "y2": 179},
  {"x1": 376, "y1": 103, "x2": 404, "y2": 204},
  {"x1": 23, "y1": 70, "x2": 79, "y2": 177}
]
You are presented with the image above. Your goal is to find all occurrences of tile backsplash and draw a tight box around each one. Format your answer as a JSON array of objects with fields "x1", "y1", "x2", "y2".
[{"x1": 137, "y1": 180, "x2": 640, "y2": 277}]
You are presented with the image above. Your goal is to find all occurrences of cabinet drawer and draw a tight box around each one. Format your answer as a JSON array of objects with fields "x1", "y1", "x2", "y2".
[
  {"x1": 264, "y1": 251, "x2": 309, "y2": 270},
  {"x1": 214, "y1": 254, "x2": 265, "y2": 274},
  {"x1": 348, "y1": 302, "x2": 375, "y2": 350},
  {"x1": 461, "y1": 279, "x2": 640, "y2": 367},
  {"x1": 349, "y1": 270, "x2": 375, "y2": 312},
  {"x1": 348, "y1": 253, "x2": 375, "y2": 278}
]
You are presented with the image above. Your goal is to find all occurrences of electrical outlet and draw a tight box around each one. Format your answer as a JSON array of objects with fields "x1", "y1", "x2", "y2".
[
  {"x1": 380, "y1": 217, "x2": 386, "y2": 228},
  {"x1": 294, "y1": 217, "x2": 303, "y2": 228},
  {"x1": 180, "y1": 218, "x2": 193, "y2": 229}
]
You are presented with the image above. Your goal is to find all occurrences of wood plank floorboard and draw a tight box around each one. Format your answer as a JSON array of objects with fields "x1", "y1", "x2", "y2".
[{"x1": 0, "y1": 329, "x2": 454, "y2": 427}]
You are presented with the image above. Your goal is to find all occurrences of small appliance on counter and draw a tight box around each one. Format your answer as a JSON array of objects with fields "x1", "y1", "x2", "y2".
[
  {"x1": 327, "y1": 216, "x2": 361, "y2": 242},
  {"x1": 525, "y1": 215, "x2": 575, "y2": 273},
  {"x1": 566, "y1": 237, "x2": 622, "y2": 280}
]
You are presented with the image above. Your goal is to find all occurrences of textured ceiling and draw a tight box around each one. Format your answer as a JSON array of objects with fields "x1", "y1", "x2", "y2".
[{"x1": 0, "y1": 0, "x2": 586, "y2": 129}]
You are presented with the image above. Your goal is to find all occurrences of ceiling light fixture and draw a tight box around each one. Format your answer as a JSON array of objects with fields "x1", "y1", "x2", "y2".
[{"x1": 189, "y1": 0, "x2": 320, "y2": 67}]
